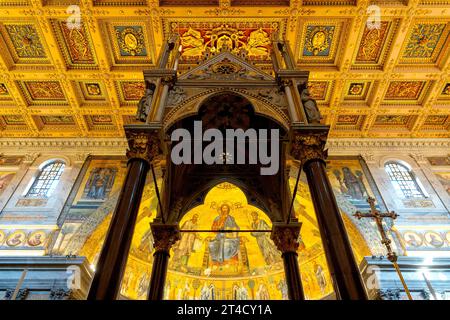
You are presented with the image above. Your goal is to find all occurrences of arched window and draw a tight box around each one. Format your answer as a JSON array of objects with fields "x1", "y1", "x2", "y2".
[
  {"x1": 26, "y1": 161, "x2": 65, "y2": 198},
  {"x1": 384, "y1": 161, "x2": 424, "y2": 198}
]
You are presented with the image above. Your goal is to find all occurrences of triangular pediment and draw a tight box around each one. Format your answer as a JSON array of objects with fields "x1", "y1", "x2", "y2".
[{"x1": 178, "y1": 52, "x2": 274, "y2": 82}]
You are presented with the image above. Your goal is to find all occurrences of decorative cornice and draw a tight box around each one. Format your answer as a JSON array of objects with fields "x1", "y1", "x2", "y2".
[
  {"x1": 326, "y1": 138, "x2": 450, "y2": 154},
  {"x1": 0, "y1": 138, "x2": 128, "y2": 155},
  {"x1": 0, "y1": 137, "x2": 447, "y2": 157}
]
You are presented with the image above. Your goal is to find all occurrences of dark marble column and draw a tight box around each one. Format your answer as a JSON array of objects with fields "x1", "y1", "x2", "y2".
[
  {"x1": 271, "y1": 222, "x2": 305, "y2": 300},
  {"x1": 291, "y1": 125, "x2": 368, "y2": 300},
  {"x1": 87, "y1": 125, "x2": 161, "y2": 300},
  {"x1": 147, "y1": 223, "x2": 180, "y2": 300}
]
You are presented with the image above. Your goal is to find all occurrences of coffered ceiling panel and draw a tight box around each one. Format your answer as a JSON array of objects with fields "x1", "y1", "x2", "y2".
[
  {"x1": 382, "y1": 80, "x2": 430, "y2": 105},
  {"x1": 99, "y1": 19, "x2": 155, "y2": 69},
  {"x1": 51, "y1": 20, "x2": 98, "y2": 70},
  {"x1": 116, "y1": 80, "x2": 145, "y2": 107},
  {"x1": 0, "y1": 83, "x2": 12, "y2": 102},
  {"x1": 0, "y1": 0, "x2": 447, "y2": 139},
  {"x1": 18, "y1": 80, "x2": 69, "y2": 106},
  {"x1": 73, "y1": 80, "x2": 109, "y2": 107},
  {"x1": 0, "y1": 21, "x2": 52, "y2": 69},
  {"x1": 399, "y1": 20, "x2": 449, "y2": 68},
  {"x1": 307, "y1": 80, "x2": 333, "y2": 106},
  {"x1": 352, "y1": 19, "x2": 398, "y2": 70},
  {"x1": 296, "y1": 19, "x2": 348, "y2": 67}
]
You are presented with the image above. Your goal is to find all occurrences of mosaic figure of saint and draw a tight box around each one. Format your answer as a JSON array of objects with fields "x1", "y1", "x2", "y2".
[
  {"x1": 137, "y1": 216, "x2": 154, "y2": 260},
  {"x1": 137, "y1": 273, "x2": 150, "y2": 299},
  {"x1": 405, "y1": 233, "x2": 420, "y2": 247},
  {"x1": 120, "y1": 271, "x2": 132, "y2": 295},
  {"x1": 277, "y1": 279, "x2": 288, "y2": 300},
  {"x1": 208, "y1": 204, "x2": 240, "y2": 266},
  {"x1": 200, "y1": 283, "x2": 210, "y2": 300},
  {"x1": 426, "y1": 233, "x2": 444, "y2": 247},
  {"x1": 235, "y1": 282, "x2": 249, "y2": 300},
  {"x1": 342, "y1": 167, "x2": 367, "y2": 200},
  {"x1": 250, "y1": 211, "x2": 281, "y2": 265},
  {"x1": 256, "y1": 283, "x2": 270, "y2": 300},
  {"x1": 27, "y1": 233, "x2": 43, "y2": 246},
  {"x1": 6, "y1": 233, "x2": 24, "y2": 247},
  {"x1": 314, "y1": 261, "x2": 327, "y2": 295},
  {"x1": 172, "y1": 214, "x2": 201, "y2": 269},
  {"x1": 181, "y1": 280, "x2": 191, "y2": 300},
  {"x1": 355, "y1": 170, "x2": 369, "y2": 198},
  {"x1": 85, "y1": 168, "x2": 115, "y2": 200}
]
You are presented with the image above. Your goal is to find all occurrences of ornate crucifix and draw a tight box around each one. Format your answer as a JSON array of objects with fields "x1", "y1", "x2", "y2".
[{"x1": 354, "y1": 197, "x2": 413, "y2": 300}]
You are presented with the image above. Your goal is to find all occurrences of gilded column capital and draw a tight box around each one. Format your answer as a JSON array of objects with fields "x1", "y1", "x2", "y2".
[
  {"x1": 124, "y1": 125, "x2": 162, "y2": 163},
  {"x1": 271, "y1": 222, "x2": 302, "y2": 254},
  {"x1": 290, "y1": 125, "x2": 329, "y2": 164},
  {"x1": 278, "y1": 78, "x2": 293, "y2": 89},
  {"x1": 150, "y1": 223, "x2": 181, "y2": 253},
  {"x1": 161, "y1": 74, "x2": 177, "y2": 87}
]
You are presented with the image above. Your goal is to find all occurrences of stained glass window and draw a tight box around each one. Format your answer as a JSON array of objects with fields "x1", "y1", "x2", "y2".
[
  {"x1": 385, "y1": 162, "x2": 424, "y2": 198},
  {"x1": 26, "y1": 161, "x2": 65, "y2": 198}
]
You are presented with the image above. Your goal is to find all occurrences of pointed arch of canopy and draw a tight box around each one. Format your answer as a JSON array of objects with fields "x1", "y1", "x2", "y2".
[
  {"x1": 163, "y1": 91, "x2": 290, "y2": 224},
  {"x1": 163, "y1": 89, "x2": 290, "y2": 133}
]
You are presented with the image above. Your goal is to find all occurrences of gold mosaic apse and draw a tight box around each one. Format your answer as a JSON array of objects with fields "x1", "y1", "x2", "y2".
[{"x1": 116, "y1": 177, "x2": 372, "y2": 300}]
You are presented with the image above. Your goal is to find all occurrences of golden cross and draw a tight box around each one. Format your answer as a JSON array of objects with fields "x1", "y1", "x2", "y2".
[
  {"x1": 354, "y1": 197, "x2": 398, "y2": 262},
  {"x1": 354, "y1": 197, "x2": 413, "y2": 300}
]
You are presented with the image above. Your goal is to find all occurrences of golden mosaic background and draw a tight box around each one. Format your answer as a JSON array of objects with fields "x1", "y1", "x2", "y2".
[{"x1": 0, "y1": 0, "x2": 448, "y2": 138}]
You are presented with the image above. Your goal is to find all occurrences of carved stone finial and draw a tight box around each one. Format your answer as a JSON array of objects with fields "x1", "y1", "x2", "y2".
[
  {"x1": 290, "y1": 129, "x2": 328, "y2": 164},
  {"x1": 150, "y1": 223, "x2": 181, "y2": 253},
  {"x1": 125, "y1": 127, "x2": 161, "y2": 163}
]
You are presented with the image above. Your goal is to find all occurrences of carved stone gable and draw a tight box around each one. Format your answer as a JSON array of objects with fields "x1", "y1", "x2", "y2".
[{"x1": 178, "y1": 52, "x2": 274, "y2": 82}]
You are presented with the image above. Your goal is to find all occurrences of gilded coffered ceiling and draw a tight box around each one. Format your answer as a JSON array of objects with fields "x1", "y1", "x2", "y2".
[{"x1": 0, "y1": 0, "x2": 448, "y2": 139}]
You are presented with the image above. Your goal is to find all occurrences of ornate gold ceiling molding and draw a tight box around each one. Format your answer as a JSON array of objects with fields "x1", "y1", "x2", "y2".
[
  {"x1": 326, "y1": 137, "x2": 450, "y2": 155},
  {"x1": 0, "y1": 137, "x2": 448, "y2": 158},
  {"x1": 0, "y1": 137, "x2": 128, "y2": 155}
]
